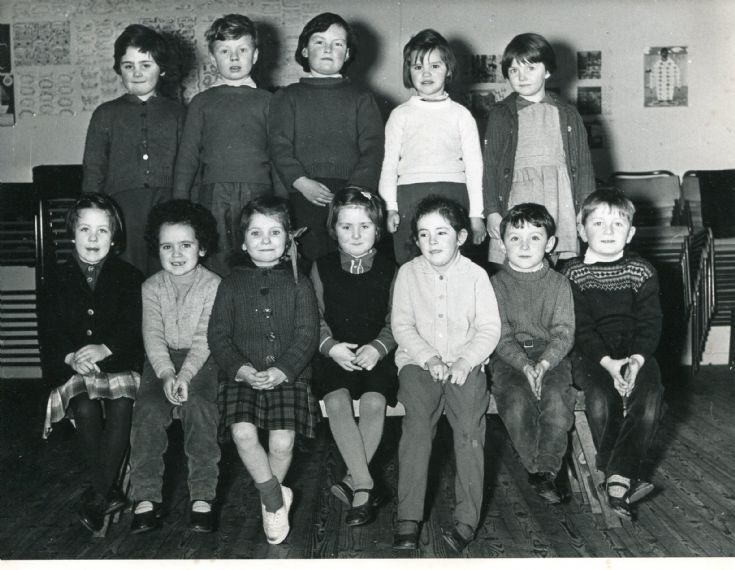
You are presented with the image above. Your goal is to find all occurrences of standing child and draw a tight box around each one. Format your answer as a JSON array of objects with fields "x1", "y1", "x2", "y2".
[
  {"x1": 483, "y1": 32, "x2": 595, "y2": 265},
  {"x1": 173, "y1": 14, "x2": 273, "y2": 277},
  {"x1": 42, "y1": 194, "x2": 144, "y2": 534},
  {"x1": 489, "y1": 203, "x2": 575, "y2": 505},
  {"x1": 563, "y1": 189, "x2": 665, "y2": 520},
  {"x1": 268, "y1": 12, "x2": 384, "y2": 263},
  {"x1": 379, "y1": 29, "x2": 485, "y2": 264},
  {"x1": 207, "y1": 196, "x2": 320, "y2": 544},
  {"x1": 82, "y1": 24, "x2": 185, "y2": 274},
  {"x1": 391, "y1": 196, "x2": 500, "y2": 552},
  {"x1": 310, "y1": 187, "x2": 397, "y2": 527},
  {"x1": 129, "y1": 200, "x2": 221, "y2": 534}
]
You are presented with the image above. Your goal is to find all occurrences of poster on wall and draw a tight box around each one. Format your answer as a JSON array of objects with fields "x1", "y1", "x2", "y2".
[
  {"x1": 468, "y1": 54, "x2": 501, "y2": 83},
  {"x1": 577, "y1": 86, "x2": 602, "y2": 116},
  {"x1": 0, "y1": 24, "x2": 14, "y2": 125},
  {"x1": 645, "y1": 46, "x2": 688, "y2": 107},
  {"x1": 577, "y1": 51, "x2": 601, "y2": 79}
]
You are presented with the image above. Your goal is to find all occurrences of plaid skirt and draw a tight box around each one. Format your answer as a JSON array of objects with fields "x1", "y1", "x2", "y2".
[
  {"x1": 218, "y1": 378, "x2": 319, "y2": 442},
  {"x1": 43, "y1": 371, "x2": 140, "y2": 439}
]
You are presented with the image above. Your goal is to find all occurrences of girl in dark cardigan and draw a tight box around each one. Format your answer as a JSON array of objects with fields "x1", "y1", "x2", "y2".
[{"x1": 42, "y1": 193, "x2": 144, "y2": 534}]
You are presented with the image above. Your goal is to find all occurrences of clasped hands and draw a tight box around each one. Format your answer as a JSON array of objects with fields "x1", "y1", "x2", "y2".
[
  {"x1": 600, "y1": 355, "x2": 643, "y2": 398},
  {"x1": 64, "y1": 344, "x2": 111, "y2": 376},
  {"x1": 426, "y1": 355, "x2": 472, "y2": 386},
  {"x1": 162, "y1": 372, "x2": 189, "y2": 405},
  {"x1": 522, "y1": 359, "x2": 550, "y2": 401},
  {"x1": 235, "y1": 364, "x2": 288, "y2": 390},
  {"x1": 329, "y1": 342, "x2": 380, "y2": 372}
]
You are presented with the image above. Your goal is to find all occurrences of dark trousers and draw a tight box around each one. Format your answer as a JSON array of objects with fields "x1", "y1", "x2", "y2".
[
  {"x1": 571, "y1": 350, "x2": 664, "y2": 480},
  {"x1": 129, "y1": 350, "x2": 220, "y2": 502},
  {"x1": 490, "y1": 355, "x2": 575, "y2": 475},
  {"x1": 396, "y1": 364, "x2": 489, "y2": 530}
]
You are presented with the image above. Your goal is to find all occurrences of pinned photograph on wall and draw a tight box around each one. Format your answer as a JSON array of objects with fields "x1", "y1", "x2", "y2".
[
  {"x1": 577, "y1": 86, "x2": 602, "y2": 116},
  {"x1": 468, "y1": 54, "x2": 501, "y2": 84},
  {"x1": 645, "y1": 46, "x2": 688, "y2": 107},
  {"x1": 0, "y1": 24, "x2": 10, "y2": 74},
  {"x1": 584, "y1": 119, "x2": 604, "y2": 149},
  {"x1": 577, "y1": 51, "x2": 601, "y2": 79},
  {"x1": 0, "y1": 74, "x2": 15, "y2": 126}
]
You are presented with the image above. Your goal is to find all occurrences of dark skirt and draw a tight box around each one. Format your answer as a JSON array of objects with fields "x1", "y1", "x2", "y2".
[
  {"x1": 313, "y1": 352, "x2": 398, "y2": 407},
  {"x1": 218, "y1": 377, "x2": 319, "y2": 442}
]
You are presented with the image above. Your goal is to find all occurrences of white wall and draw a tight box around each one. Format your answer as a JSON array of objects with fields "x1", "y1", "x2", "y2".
[{"x1": 2, "y1": 0, "x2": 734, "y2": 183}]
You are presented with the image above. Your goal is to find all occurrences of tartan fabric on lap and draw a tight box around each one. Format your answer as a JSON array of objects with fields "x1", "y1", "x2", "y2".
[{"x1": 43, "y1": 371, "x2": 140, "y2": 438}]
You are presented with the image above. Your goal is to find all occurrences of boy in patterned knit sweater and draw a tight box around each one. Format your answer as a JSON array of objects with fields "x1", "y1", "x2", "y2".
[
  {"x1": 563, "y1": 188, "x2": 664, "y2": 520},
  {"x1": 489, "y1": 203, "x2": 575, "y2": 505}
]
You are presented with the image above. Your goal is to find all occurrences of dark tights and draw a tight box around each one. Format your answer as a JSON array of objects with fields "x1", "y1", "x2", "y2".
[{"x1": 69, "y1": 394, "x2": 133, "y2": 496}]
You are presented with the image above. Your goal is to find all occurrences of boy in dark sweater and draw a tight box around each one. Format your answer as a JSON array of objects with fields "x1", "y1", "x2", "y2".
[
  {"x1": 489, "y1": 203, "x2": 575, "y2": 505},
  {"x1": 562, "y1": 188, "x2": 664, "y2": 520},
  {"x1": 173, "y1": 14, "x2": 273, "y2": 276}
]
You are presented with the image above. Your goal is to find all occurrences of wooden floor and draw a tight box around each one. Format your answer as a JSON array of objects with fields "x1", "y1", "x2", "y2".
[{"x1": 1, "y1": 365, "x2": 734, "y2": 560}]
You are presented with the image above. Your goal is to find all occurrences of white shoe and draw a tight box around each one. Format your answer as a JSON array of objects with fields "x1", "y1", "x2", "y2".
[{"x1": 262, "y1": 486, "x2": 293, "y2": 545}]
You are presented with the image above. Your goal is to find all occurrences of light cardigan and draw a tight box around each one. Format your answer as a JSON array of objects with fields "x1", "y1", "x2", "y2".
[
  {"x1": 391, "y1": 253, "x2": 500, "y2": 372},
  {"x1": 378, "y1": 96, "x2": 484, "y2": 218},
  {"x1": 142, "y1": 265, "x2": 221, "y2": 384}
]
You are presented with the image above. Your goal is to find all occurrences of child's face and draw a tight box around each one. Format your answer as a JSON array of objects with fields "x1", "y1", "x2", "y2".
[
  {"x1": 335, "y1": 206, "x2": 376, "y2": 258},
  {"x1": 210, "y1": 36, "x2": 259, "y2": 85},
  {"x1": 119, "y1": 47, "x2": 161, "y2": 101},
  {"x1": 242, "y1": 213, "x2": 288, "y2": 268},
  {"x1": 158, "y1": 223, "x2": 204, "y2": 278},
  {"x1": 415, "y1": 211, "x2": 467, "y2": 271},
  {"x1": 410, "y1": 49, "x2": 448, "y2": 100},
  {"x1": 502, "y1": 221, "x2": 555, "y2": 272},
  {"x1": 507, "y1": 58, "x2": 548, "y2": 102},
  {"x1": 579, "y1": 205, "x2": 636, "y2": 261},
  {"x1": 74, "y1": 208, "x2": 113, "y2": 265},
  {"x1": 302, "y1": 24, "x2": 349, "y2": 77}
]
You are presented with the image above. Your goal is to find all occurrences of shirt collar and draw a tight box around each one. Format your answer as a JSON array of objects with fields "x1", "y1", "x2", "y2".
[
  {"x1": 584, "y1": 249, "x2": 625, "y2": 264},
  {"x1": 339, "y1": 248, "x2": 376, "y2": 274}
]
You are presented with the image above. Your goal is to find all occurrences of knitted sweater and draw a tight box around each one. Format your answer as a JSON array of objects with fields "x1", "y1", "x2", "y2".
[
  {"x1": 482, "y1": 91, "x2": 595, "y2": 217},
  {"x1": 379, "y1": 95, "x2": 484, "y2": 218},
  {"x1": 173, "y1": 85, "x2": 272, "y2": 197},
  {"x1": 82, "y1": 94, "x2": 185, "y2": 196},
  {"x1": 268, "y1": 77, "x2": 384, "y2": 191},
  {"x1": 562, "y1": 255, "x2": 662, "y2": 363},
  {"x1": 142, "y1": 265, "x2": 221, "y2": 384},
  {"x1": 207, "y1": 260, "x2": 319, "y2": 383},
  {"x1": 392, "y1": 253, "x2": 501, "y2": 371},
  {"x1": 490, "y1": 260, "x2": 575, "y2": 371}
]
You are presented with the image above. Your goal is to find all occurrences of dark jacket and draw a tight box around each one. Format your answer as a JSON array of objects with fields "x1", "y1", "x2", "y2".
[
  {"x1": 41, "y1": 255, "x2": 145, "y2": 385},
  {"x1": 482, "y1": 91, "x2": 595, "y2": 216}
]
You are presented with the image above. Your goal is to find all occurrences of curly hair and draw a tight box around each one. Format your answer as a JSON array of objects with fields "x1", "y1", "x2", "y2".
[{"x1": 144, "y1": 199, "x2": 219, "y2": 257}]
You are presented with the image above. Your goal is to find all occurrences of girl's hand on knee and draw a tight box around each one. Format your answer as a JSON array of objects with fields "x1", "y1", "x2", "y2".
[
  {"x1": 386, "y1": 211, "x2": 400, "y2": 233},
  {"x1": 449, "y1": 358, "x2": 471, "y2": 386},
  {"x1": 470, "y1": 217, "x2": 487, "y2": 245},
  {"x1": 426, "y1": 356, "x2": 450, "y2": 383},
  {"x1": 329, "y1": 342, "x2": 360, "y2": 371},
  {"x1": 353, "y1": 344, "x2": 380, "y2": 370},
  {"x1": 293, "y1": 176, "x2": 334, "y2": 206}
]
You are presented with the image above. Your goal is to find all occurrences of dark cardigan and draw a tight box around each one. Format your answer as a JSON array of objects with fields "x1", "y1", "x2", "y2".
[{"x1": 40, "y1": 255, "x2": 145, "y2": 385}]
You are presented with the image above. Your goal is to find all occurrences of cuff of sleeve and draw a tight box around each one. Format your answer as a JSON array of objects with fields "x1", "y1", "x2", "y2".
[
  {"x1": 630, "y1": 354, "x2": 645, "y2": 367},
  {"x1": 319, "y1": 337, "x2": 338, "y2": 357},
  {"x1": 369, "y1": 340, "x2": 388, "y2": 358},
  {"x1": 157, "y1": 367, "x2": 176, "y2": 380},
  {"x1": 386, "y1": 203, "x2": 398, "y2": 212}
]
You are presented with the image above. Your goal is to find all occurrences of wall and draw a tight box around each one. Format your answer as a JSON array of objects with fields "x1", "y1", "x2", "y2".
[{"x1": 1, "y1": 0, "x2": 734, "y2": 183}]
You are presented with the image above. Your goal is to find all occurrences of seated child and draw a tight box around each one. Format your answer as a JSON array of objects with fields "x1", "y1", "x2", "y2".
[
  {"x1": 489, "y1": 203, "x2": 575, "y2": 505},
  {"x1": 562, "y1": 188, "x2": 665, "y2": 520},
  {"x1": 129, "y1": 200, "x2": 221, "y2": 534},
  {"x1": 310, "y1": 187, "x2": 397, "y2": 527},
  {"x1": 42, "y1": 193, "x2": 144, "y2": 534},
  {"x1": 207, "y1": 196, "x2": 320, "y2": 545},
  {"x1": 391, "y1": 196, "x2": 500, "y2": 552}
]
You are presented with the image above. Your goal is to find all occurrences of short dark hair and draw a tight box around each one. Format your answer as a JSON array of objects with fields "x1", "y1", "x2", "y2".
[
  {"x1": 144, "y1": 199, "x2": 219, "y2": 257},
  {"x1": 326, "y1": 186, "x2": 385, "y2": 241},
  {"x1": 402, "y1": 29, "x2": 457, "y2": 89},
  {"x1": 499, "y1": 202, "x2": 556, "y2": 240},
  {"x1": 294, "y1": 12, "x2": 355, "y2": 73},
  {"x1": 579, "y1": 188, "x2": 636, "y2": 225},
  {"x1": 113, "y1": 24, "x2": 172, "y2": 77},
  {"x1": 410, "y1": 195, "x2": 469, "y2": 243},
  {"x1": 501, "y1": 32, "x2": 557, "y2": 79},
  {"x1": 65, "y1": 193, "x2": 124, "y2": 255},
  {"x1": 205, "y1": 14, "x2": 258, "y2": 52},
  {"x1": 239, "y1": 195, "x2": 293, "y2": 238}
]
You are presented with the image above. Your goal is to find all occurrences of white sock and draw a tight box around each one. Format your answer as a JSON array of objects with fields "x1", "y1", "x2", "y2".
[
  {"x1": 192, "y1": 500, "x2": 211, "y2": 513},
  {"x1": 607, "y1": 474, "x2": 631, "y2": 498},
  {"x1": 134, "y1": 500, "x2": 154, "y2": 514}
]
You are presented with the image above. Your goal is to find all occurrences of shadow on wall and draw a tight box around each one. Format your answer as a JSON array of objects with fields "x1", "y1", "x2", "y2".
[
  {"x1": 252, "y1": 20, "x2": 282, "y2": 90},
  {"x1": 160, "y1": 29, "x2": 198, "y2": 101}
]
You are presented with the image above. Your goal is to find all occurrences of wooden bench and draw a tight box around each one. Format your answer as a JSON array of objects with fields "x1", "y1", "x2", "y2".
[{"x1": 319, "y1": 390, "x2": 623, "y2": 528}]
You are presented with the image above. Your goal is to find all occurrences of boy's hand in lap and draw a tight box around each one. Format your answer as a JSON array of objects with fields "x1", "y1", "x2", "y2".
[
  {"x1": 426, "y1": 356, "x2": 450, "y2": 383},
  {"x1": 524, "y1": 360, "x2": 550, "y2": 400},
  {"x1": 600, "y1": 356, "x2": 631, "y2": 397},
  {"x1": 353, "y1": 345, "x2": 380, "y2": 370},
  {"x1": 386, "y1": 211, "x2": 400, "y2": 233},
  {"x1": 622, "y1": 355, "x2": 643, "y2": 395},
  {"x1": 172, "y1": 378, "x2": 189, "y2": 403},
  {"x1": 329, "y1": 342, "x2": 361, "y2": 371},
  {"x1": 162, "y1": 373, "x2": 179, "y2": 405},
  {"x1": 448, "y1": 358, "x2": 472, "y2": 386}
]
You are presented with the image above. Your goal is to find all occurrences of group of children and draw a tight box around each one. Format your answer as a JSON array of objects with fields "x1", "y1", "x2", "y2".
[{"x1": 39, "y1": 9, "x2": 665, "y2": 552}]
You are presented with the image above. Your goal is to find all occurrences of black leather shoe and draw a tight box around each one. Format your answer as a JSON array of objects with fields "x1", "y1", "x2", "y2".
[
  {"x1": 628, "y1": 480, "x2": 655, "y2": 504},
  {"x1": 532, "y1": 472, "x2": 561, "y2": 505},
  {"x1": 189, "y1": 503, "x2": 215, "y2": 533},
  {"x1": 130, "y1": 502, "x2": 162, "y2": 534},
  {"x1": 104, "y1": 485, "x2": 127, "y2": 515},
  {"x1": 345, "y1": 489, "x2": 376, "y2": 526},
  {"x1": 78, "y1": 491, "x2": 106, "y2": 533},
  {"x1": 370, "y1": 480, "x2": 392, "y2": 507},
  {"x1": 393, "y1": 520, "x2": 420, "y2": 550},
  {"x1": 441, "y1": 525, "x2": 473, "y2": 553},
  {"x1": 330, "y1": 481, "x2": 353, "y2": 506}
]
